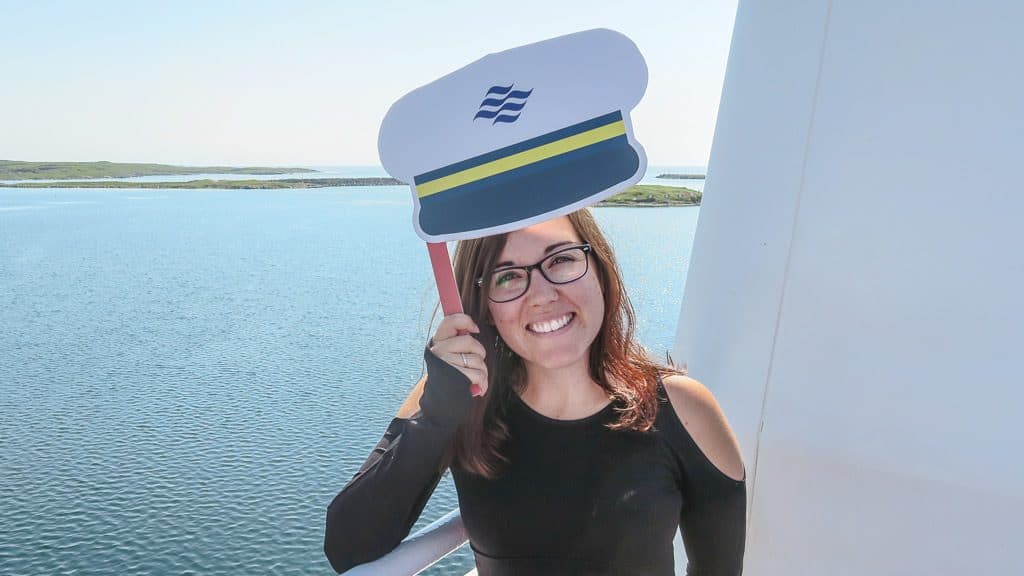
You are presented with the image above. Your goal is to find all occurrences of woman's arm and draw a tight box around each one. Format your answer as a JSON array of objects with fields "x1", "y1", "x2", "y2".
[
  {"x1": 677, "y1": 468, "x2": 746, "y2": 576},
  {"x1": 662, "y1": 374, "x2": 747, "y2": 576},
  {"x1": 323, "y1": 348, "x2": 473, "y2": 573}
]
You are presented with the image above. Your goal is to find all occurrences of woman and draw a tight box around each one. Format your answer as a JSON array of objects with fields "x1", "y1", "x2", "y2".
[{"x1": 325, "y1": 209, "x2": 746, "y2": 575}]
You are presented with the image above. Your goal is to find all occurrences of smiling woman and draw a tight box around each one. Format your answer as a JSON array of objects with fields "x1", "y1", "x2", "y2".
[
  {"x1": 483, "y1": 221, "x2": 607, "y2": 394},
  {"x1": 324, "y1": 208, "x2": 747, "y2": 575}
]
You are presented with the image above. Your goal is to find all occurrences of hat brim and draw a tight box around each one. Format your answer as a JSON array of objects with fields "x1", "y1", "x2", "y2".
[{"x1": 414, "y1": 111, "x2": 642, "y2": 239}]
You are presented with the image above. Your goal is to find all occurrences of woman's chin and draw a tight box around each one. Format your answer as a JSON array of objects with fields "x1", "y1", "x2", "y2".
[{"x1": 520, "y1": 346, "x2": 591, "y2": 373}]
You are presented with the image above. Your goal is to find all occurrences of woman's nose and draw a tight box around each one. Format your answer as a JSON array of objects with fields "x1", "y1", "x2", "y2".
[{"x1": 523, "y1": 267, "x2": 559, "y2": 304}]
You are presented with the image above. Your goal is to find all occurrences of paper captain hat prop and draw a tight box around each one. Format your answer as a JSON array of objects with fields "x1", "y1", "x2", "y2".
[{"x1": 378, "y1": 28, "x2": 648, "y2": 242}]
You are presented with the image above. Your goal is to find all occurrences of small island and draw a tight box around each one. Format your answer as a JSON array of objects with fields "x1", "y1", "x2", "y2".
[
  {"x1": 656, "y1": 173, "x2": 706, "y2": 180},
  {"x1": 0, "y1": 160, "x2": 317, "y2": 180},
  {"x1": 597, "y1": 184, "x2": 701, "y2": 207}
]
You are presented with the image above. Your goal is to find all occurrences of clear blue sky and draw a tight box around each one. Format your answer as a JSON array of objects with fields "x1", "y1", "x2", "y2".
[{"x1": 0, "y1": 0, "x2": 737, "y2": 167}]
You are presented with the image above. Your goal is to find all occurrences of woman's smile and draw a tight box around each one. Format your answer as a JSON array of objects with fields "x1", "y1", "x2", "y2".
[{"x1": 526, "y1": 312, "x2": 576, "y2": 334}]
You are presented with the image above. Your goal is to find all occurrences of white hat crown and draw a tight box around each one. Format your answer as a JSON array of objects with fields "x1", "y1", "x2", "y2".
[{"x1": 378, "y1": 28, "x2": 649, "y2": 241}]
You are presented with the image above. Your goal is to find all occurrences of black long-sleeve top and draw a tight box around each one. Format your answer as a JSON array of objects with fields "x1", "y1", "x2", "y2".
[{"x1": 324, "y1": 349, "x2": 746, "y2": 575}]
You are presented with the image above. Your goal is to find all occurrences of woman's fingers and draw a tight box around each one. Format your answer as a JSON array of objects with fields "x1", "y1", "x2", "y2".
[
  {"x1": 431, "y1": 325, "x2": 487, "y2": 364},
  {"x1": 444, "y1": 350, "x2": 488, "y2": 374},
  {"x1": 429, "y1": 349, "x2": 487, "y2": 397},
  {"x1": 430, "y1": 315, "x2": 488, "y2": 397},
  {"x1": 434, "y1": 341, "x2": 488, "y2": 395},
  {"x1": 444, "y1": 353, "x2": 488, "y2": 395},
  {"x1": 434, "y1": 333, "x2": 486, "y2": 357},
  {"x1": 432, "y1": 313, "x2": 479, "y2": 342}
]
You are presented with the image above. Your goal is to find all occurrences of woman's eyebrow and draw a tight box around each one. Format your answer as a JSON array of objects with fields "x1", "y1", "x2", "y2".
[{"x1": 494, "y1": 241, "x2": 576, "y2": 268}]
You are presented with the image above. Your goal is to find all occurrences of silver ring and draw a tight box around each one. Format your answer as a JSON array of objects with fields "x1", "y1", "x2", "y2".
[{"x1": 460, "y1": 353, "x2": 469, "y2": 368}]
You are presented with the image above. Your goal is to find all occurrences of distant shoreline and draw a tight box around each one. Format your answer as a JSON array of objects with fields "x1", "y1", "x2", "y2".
[
  {"x1": 4, "y1": 180, "x2": 701, "y2": 206},
  {"x1": 1, "y1": 163, "x2": 702, "y2": 206},
  {"x1": 656, "y1": 173, "x2": 706, "y2": 180},
  {"x1": 5, "y1": 177, "x2": 402, "y2": 189},
  {"x1": 0, "y1": 160, "x2": 317, "y2": 181}
]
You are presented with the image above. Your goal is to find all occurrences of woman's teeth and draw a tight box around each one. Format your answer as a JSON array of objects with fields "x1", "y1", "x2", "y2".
[{"x1": 528, "y1": 313, "x2": 574, "y2": 334}]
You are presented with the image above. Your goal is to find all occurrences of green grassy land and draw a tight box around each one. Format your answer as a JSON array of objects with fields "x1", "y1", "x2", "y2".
[
  {"x1": 3, "y1": 170, "x2": 701, "y2": 206},
  {"x1": 0, "y1": 160, "x2": 316, "y2": 180},
  {"x1": 5, "y1": 177, "x2": 401, "y2": 189},
  {"x1": 598, "y1": 184, "x2": 701, "y2": 206},
  {"x1": 656, "y1": 173, "x2": 706, "y2": 180}
]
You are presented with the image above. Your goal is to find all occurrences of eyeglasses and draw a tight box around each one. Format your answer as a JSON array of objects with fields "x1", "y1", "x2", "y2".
[{"x1": 475, "y1": 243, "x2": 592, "y2": 303}]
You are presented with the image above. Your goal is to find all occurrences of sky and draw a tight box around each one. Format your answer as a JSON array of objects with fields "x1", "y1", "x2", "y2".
[{"x1": 0, "y1": 0, "x2": 738, "y2": 167}]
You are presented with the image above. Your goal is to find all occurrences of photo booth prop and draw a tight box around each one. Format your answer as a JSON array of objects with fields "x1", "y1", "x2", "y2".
[{"x1": 377, "y1": 28, "x2": 649, "y2": 347}]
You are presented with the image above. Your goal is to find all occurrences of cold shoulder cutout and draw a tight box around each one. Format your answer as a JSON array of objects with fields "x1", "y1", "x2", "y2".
[{"x1": 661, "y1": 374, "x2": 746, "y2": 482}]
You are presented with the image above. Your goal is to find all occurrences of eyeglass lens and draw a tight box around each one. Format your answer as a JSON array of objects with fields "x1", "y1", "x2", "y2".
[{"x1": 487, "y1": 247, "x2": 588, "y2": 302}]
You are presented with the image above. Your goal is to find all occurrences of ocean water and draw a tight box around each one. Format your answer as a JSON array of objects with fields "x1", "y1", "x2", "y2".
[{"x1": 0, "y1": 184, "x2": 700, "y2": 575}]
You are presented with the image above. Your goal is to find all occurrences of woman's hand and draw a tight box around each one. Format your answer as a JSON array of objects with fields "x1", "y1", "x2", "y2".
[{"x1": 429, "y1": 314, "x2": 488, "y2": 398}]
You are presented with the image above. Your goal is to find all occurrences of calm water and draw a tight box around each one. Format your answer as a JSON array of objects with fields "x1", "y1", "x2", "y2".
[{"x1": 0, "y1": 183, "x2": 699, "y2": 575}]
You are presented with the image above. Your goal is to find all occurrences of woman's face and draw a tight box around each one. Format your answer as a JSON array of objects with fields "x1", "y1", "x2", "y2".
[{"x1": 487, "y1": 216, "x2": 605, "y2": 372}]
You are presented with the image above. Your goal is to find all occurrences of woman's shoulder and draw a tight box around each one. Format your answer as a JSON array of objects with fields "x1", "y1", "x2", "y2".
[{"x1": 659, "y1": 373, "x2": 745, "y2": 482}]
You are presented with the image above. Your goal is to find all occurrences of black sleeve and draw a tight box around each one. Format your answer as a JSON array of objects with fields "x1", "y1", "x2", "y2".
[
  {"x1": 323, "y1": 347, "x2": 473, "y2": 574},
  {"x1": 678, "y1": 453, "x2": 747, "y2": 575}
]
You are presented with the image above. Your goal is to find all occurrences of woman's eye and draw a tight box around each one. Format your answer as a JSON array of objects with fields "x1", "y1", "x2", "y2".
[
  {"x1": 549, "y1": 253, "x2": 579, "y2": 266},
  {"x1": 495, "y1": 270, "x2": 523, "y2": 286}
]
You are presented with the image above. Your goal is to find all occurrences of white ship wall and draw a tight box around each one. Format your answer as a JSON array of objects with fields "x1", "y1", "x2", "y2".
[{"x1": 674, "y1": 1, "x2": 1023, "y2": 573}]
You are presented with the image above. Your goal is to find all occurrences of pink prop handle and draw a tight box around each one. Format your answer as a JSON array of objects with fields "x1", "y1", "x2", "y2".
[
  {"x1": 426, "y1": 242, "x2": 483, "y2": 397},
  {"x1": 427, "y1": 242, "x2": 463, "y2": 316}
]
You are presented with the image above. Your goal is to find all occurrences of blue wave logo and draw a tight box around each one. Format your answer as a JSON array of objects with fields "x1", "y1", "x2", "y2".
[{"x1": 474, "y1": 84, "x2": 533, "y2": 124}]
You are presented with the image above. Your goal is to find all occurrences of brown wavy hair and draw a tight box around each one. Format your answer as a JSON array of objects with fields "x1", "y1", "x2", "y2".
[{"x1": 443, "y1": 208, "x2": 677, "y2": 479}]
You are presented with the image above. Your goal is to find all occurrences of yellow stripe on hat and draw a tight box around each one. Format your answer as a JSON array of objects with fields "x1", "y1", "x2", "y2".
[{"x1": 416, "y1": 119, "x2": 627, "y2": 198}]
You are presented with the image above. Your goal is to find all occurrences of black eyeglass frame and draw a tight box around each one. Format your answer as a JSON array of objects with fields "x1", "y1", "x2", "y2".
[{"x1": 474, "y1": 243, "x2": 592, "y2": 303}]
